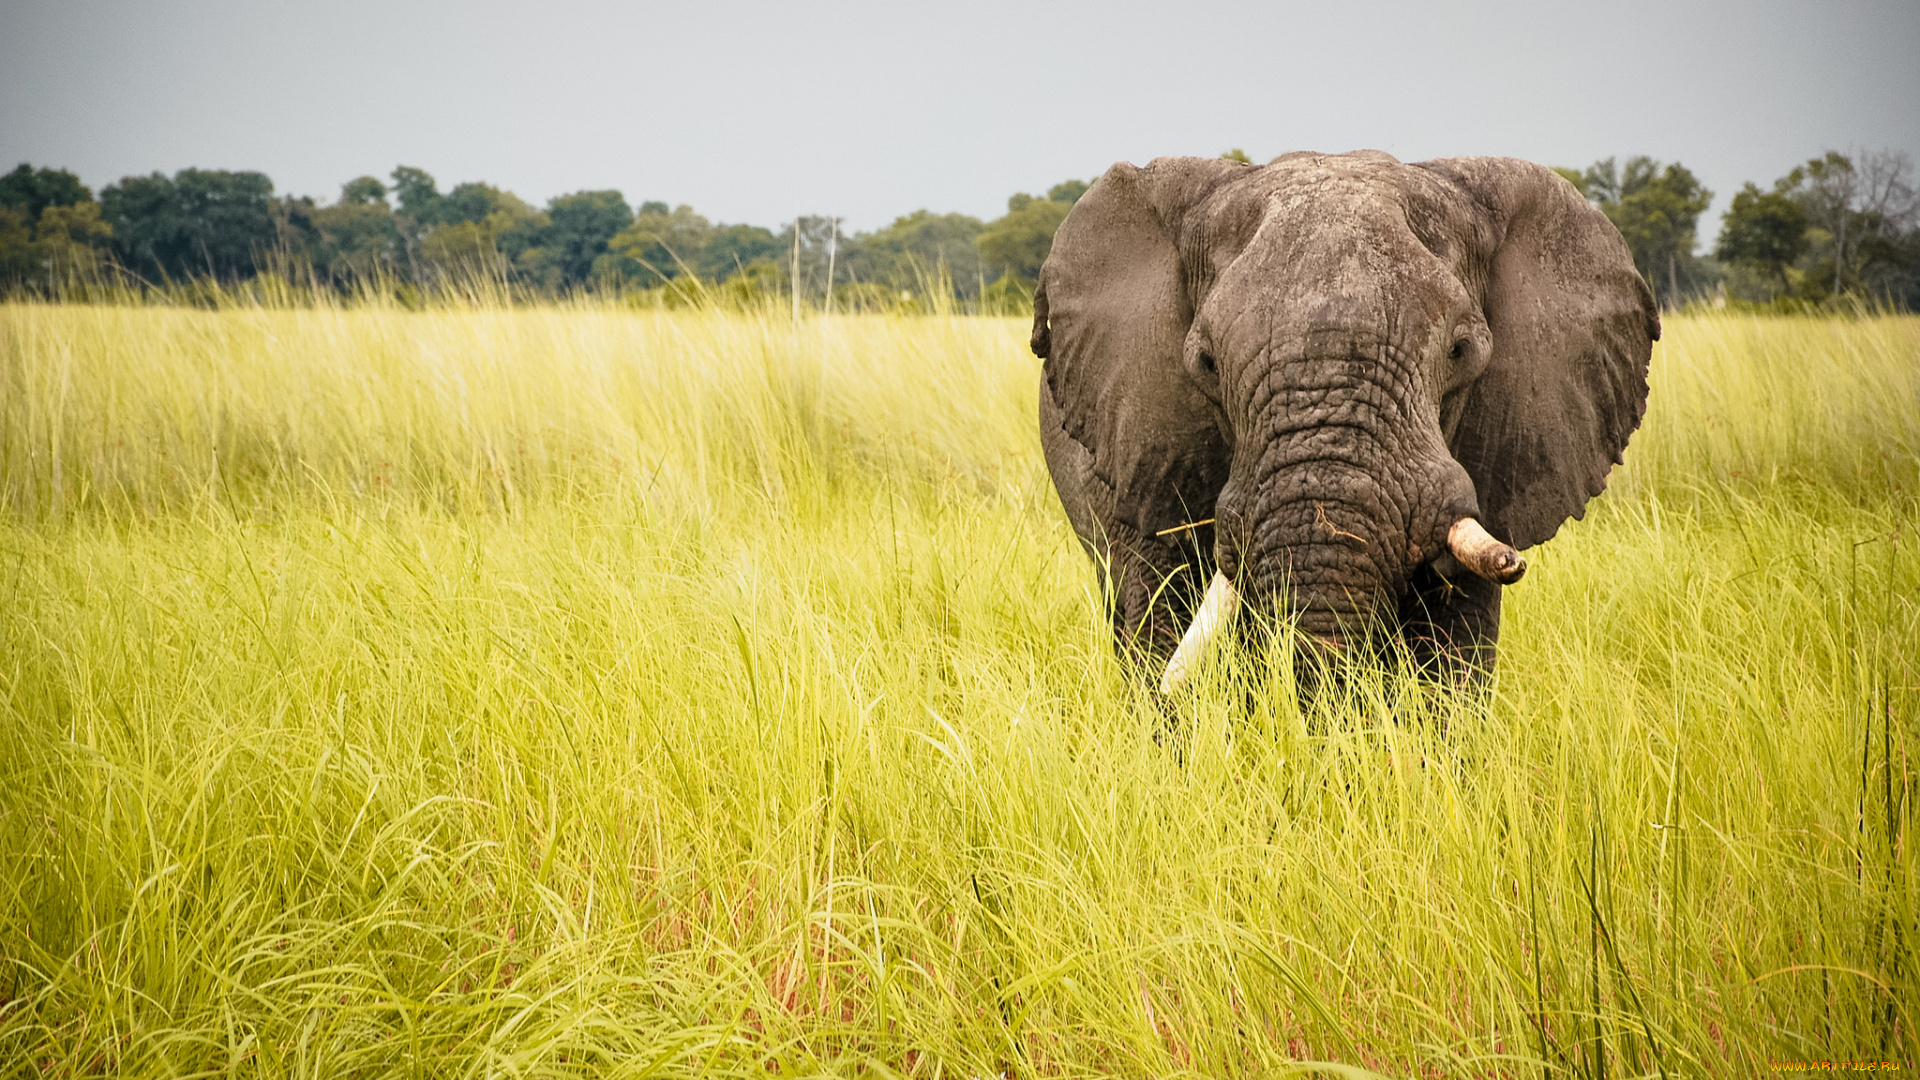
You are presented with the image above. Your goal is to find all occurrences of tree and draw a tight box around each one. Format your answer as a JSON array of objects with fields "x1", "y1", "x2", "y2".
[
  {"x1": 1714, "y1": 150, "x2": 1920, "y2": 306},
  {"x1": 304, "y1": 177, "x2": 403, "y2": 282},
  {"x1": 1777, "y1": 150, "x2": 1919, "y2": 300},
  {"x1": 977, "y1": 192, "x2": 1071, "y2": 281},
  {"x1": 0, "y1": 164, "x2": 92, "y2": 220},
  {"x1": 101, "y1": 168, "x2": 279, "y2": 282},
  {"x1": 840, "y1": 210, "x2": 986, "y2": 299},
  {"x1": 0, "y1": 201, "x2": 113, "y2": 290},
  {"x1": 1569, "y1": 157, "x2": 1714, "y2": 306},
  {"x1": 440, "y1": 182, "x2": 532, "y2": 228},
  {"x1": 269, "y1": 195, "x2": 322, "y2": 271},
  {"x1": 1221, "y1": 149, "x2": 1252, "y2": 164},
  {"x1": 535, "y1": 190, "x2": 632, "y2": 288},
  {"x1": 602, "y1": 203, "x2": 785, "y2": 290},
  {"x1": 0, "y1": 163, "x2": 110, "y2": 292},
  {"x1": 604, "y1": 203, "x2": 716, "y2": 285},
  {"x1": 390, "y1": 166, "x2": 444, "y2": 224},
  {"x1": 0, "y1": 207, "x2": 31, "y2": 285},
  {"x1": 310, "y1": 201, "x2": 402, "y2": 282},
  {"x1": 387, "y1": 166, "x2": 445, "y2": 277},
  {"x1": 421, "y1": 183, "x2": 544, "y2": 280},
  {"x1": 1047, "y1": 179, "x2": 1090, "y2": 204},
  {"x1": 702, "y1": 223, "x2": 784, "y2": 282},
  {"x1": 377, "y1": 168, "x2": 557, "y2": 286},
  {"x1": 1851, "y1": 152, "x2": 1920, "y2": 308},
  {"x1": 973, "y1": 178, "x2": 1089, "y2": 287},
  {"x1": 1860, "y1": 227, "x2": 1920, "y2": 309},
  {"x1": 1715, "y1": 182, "x2": 1807, "y2": 297},
  {"x1": 1787, "y1": 152, "x2": 1863, "y2": 297},
  {"x1": 35, "y1": 202, "x2": 113, "y2": 273},
  {"x1": 340, "y1": 176, "x2": 388, "y2": 207}
]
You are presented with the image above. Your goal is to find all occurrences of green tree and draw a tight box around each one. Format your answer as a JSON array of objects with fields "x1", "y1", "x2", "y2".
[
  {"x1": 1221, "y1": 149, "x2": 1252, "y2": 164},
  {"x1": 604, "y1": 203, "x2": 716, "y2": 285},
  {"x1": 1860, "y1": 228, "x2": 1920, "y2": 309},
  {"x1": 439, "y1": 183, "x2": 531, "y2": 228},
  {"x1": 422, "y1": 184, "x2": 544, "y2": 279},
  {"x1": 303, "y1": 177, "x2": 403, "y2": 283},
  {"x1": 0, "y1": 163, "x2": 110, "y2": 292},
  {"x1": 0, "y1": 206, "x2": 31, "y2": 285},
  {"x1": 840, "y1": 210, "x2": 986, "y2": 300},
  {"x1": 0, "y1": 201, "x2": 113, "y2": 291},
  {"x1": 978, "y1": 270, "x2": 1033, "y2": 314},
  {"x1": 1715, "y1": 182, "x2": 1807, "y2": 298},
  {"x1": 379, "y1": 168, "x2": 557, "y2": 286},
  {"x1": 269, "y1": 195, "x2": 322, "y2": 269},
  {"x1": 390, "y1": 166, "x2": 444, "y2": 224},
  {"x1": 0, "y1": 164, "x2": 92, "y2": 220},
  {"x1": 100, "y1": 168, "x2": 279, "y2": 282},
  {"x1": 977, "y1": 192, "x2": 1072, "y2": 281},
  {"x1": 702, "y1": 223, "x2": 784, "y2": 282},
  {"x1": 310, "y1": 202, "x2": 401, "y2": 282},
  {"x1": 1784, "y1": 152, "x2": 1859, "y2": 297},
  {"x1": 387, "y1": 166, "x2": 445, "y2": 277},
  {"x1": 532, "y1": 190, "x2": 632, "y2": 288},
  {"x1": 37, "y1": 201, "x2": 113, "y2": 267},
  {"x1": 340, "y1": 176, "x2": 388, "y2": 207},
  {"x1": 603, "y1": 201, "x2": 787, "y2": 291},
  {"x1": 1046, "y1": 179, "x2": 1090, "y2": 205},
  {"x1": 1569, "y1": 157, "x2": 1714, "y2": 306}
]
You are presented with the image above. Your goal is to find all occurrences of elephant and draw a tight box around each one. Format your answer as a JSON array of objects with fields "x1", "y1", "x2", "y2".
[{"x1": 1032, "y1": 150, "x2": 1658, "y2": 690}]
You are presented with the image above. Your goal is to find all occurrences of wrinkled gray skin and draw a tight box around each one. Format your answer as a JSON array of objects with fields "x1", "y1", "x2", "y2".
[{"x1": 1034, "y1": 151, "x2": 1659, "y2": 676}]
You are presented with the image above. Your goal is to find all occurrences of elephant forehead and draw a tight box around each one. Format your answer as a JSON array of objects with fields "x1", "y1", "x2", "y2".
[
  {"x1": 1221, "y1": 154, "x2": 1487, "y2": 285},
  {"x1": 1206, "y1": 213, "x2": 1460, "y2": 350}
]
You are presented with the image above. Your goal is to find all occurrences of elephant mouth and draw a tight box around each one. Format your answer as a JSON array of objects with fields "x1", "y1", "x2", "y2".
[{"x1": 1158, "y1": 516, "x2": 1524, "y2": 694}]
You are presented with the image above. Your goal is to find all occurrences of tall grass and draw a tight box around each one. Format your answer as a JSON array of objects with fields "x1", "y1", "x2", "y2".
[{"x1": 1, "y1": 299, "x2": 1914, "y2": 1076}]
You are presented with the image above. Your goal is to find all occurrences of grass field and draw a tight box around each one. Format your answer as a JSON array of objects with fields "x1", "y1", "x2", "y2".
[{"x1": 1, "y1": 300, "x2": 1915, "y2": 1077}]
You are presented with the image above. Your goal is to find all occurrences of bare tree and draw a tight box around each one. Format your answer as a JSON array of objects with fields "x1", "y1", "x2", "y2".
[
  {"x1": 1788, "y1": 149, "x2": 1918, "y2": 295},
  {"x1": 1855, "y1": 149, "x2": 1919, "y2": 233}
]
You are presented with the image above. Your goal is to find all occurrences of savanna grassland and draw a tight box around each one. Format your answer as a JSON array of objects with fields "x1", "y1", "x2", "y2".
[{"x1": 0, "y1": 300, "x2": 1914, "y2": 1078}]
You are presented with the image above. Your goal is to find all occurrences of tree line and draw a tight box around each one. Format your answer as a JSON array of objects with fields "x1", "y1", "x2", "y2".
[
  {"x1": 3, "y1": 150, "x2": 1916, "y2": 310},
  {"x1": 1552, "y1": 149, "x2": 1920, "y2": 309},
  {"x1": 0, "y1": 163, "x2": 1089, "y2": 311}
]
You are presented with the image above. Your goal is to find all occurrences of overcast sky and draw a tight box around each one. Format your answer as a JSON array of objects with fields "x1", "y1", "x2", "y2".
[{"x1": 4, "y1": 0, "x2": 1917, "y2": 237}]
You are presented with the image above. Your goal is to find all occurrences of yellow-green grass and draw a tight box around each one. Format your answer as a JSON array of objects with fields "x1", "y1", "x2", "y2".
[{"x1": 0, "y1": 301, "x2": 1914, "y2": 1077}]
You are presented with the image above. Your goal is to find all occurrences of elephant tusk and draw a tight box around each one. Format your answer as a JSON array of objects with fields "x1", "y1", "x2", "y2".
[
  {"x1": 1159, "y1": 571, "x2": 1240, "y2": 694},
  {"x1": 1446, "y1": 518, "x2": 1527, "y2": 584}
]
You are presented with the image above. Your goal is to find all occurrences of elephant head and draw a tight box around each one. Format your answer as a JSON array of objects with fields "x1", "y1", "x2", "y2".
[{"x1": 1033, "y1": 151, "x2": 1658, "y2": 688}]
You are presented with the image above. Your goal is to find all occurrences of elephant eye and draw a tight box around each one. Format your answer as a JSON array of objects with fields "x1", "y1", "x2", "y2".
[
  {"x1": 1198, "y1": 351, "x2": 1216, "y2": 373},
  {"x1": 1448, "y1": 337, "x2": 1469, "y2": 361}
]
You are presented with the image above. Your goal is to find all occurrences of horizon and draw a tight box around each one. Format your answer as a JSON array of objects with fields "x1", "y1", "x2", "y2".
[{"x1": 4, "y1": 0, "x2": 1918, "y2": 239}]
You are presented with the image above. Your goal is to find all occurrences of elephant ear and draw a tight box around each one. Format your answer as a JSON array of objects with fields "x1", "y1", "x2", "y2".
[
  {"x1": 1035, "y1": 157, "x2": 1246, "y2": 538},
  {"x1": 1418, "y1": 156, "x2": 1660, "y2": 551}
]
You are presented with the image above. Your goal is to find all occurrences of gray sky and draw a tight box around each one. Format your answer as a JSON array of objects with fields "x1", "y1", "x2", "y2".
[{"x1": 4, "y1": 0, "x2": 1917, "y2": 238}]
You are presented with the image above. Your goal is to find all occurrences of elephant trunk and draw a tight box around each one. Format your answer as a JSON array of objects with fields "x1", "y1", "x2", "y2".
[
  {"x1": 1237, "y1": 464, "x2": 1408, "y2": 651},
  {"x1": 1168, "y1": 471, "x2": 1405, "y2": 692},
  {"x1": 1164, "y1": 378, "x2": 1511, "y2": 689}
]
